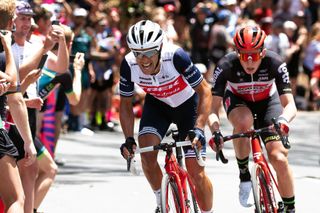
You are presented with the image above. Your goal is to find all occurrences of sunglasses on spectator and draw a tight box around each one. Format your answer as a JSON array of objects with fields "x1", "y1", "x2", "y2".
[
  {"x1": 238, "y1": 52, "x2": 261, "y2": 62},
  {"x1": 132, "y1": 49, "x2": 159, "y2": 59}
]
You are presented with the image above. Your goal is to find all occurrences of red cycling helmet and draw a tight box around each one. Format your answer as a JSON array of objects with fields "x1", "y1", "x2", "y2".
[{"x1": 234, "y1": 26, "x2": 266, "y2": 51}]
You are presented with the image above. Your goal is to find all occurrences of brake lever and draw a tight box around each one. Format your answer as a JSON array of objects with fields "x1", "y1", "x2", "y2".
[
  {"x1": 214, "y1": 133, "x2": 228, "y2": 164},
  {"x1": 271, "y1": 118, "x2": 291, "y2": 149},
  {"x1": 127, "y1": 156, "x2": 132, "y2": 172}
]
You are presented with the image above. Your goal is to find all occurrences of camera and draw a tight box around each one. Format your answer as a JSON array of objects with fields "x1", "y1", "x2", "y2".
[
  {"x1": 51, "y1": 20, "x2": 60, "y2": 25},
  {"x1": 0, "y1": 30, "x2": 8, "y2": 35},
  {"x1": 69, "y1": 54, "x2": 75, "y2": 63}
]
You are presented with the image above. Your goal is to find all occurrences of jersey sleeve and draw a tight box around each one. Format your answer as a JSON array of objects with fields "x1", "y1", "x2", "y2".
[
  {"x1": 272, "y1": 59, "x2": 292, "y2": 95},
  {"x1": 119, "y1": 59, "x2": 134, "y2": 97},
  {"x1": 211, "y1": 57, "x2": 228, "y2": 97},
  {"x1": 54, "y1": 72, "x2": 73, "y2": 94},
  {"x1": 172, "y1": 48, "x2": 203, "y2": 88}
]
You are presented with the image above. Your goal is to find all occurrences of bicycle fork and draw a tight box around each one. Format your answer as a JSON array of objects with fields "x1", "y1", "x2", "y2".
[
  {"x1": 251, "y1": 136, "x2": 278, "y2": 213},
  {"x1": 165, "y1": 155, "x2": 187, "y2": 213}
]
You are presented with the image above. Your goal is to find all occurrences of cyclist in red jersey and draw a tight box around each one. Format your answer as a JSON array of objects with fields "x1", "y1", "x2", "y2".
[
  {"x1": 208, "y1": 25, "x2": 297, "y2": 212},
  {"x1": 119, "y1": 20, "x2": 213, "y2": 213}
]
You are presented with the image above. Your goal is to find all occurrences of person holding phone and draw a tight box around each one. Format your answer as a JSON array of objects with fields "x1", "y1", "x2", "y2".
[{"x1": 0, "y1": 1, "x2": 37, "y2": 212}]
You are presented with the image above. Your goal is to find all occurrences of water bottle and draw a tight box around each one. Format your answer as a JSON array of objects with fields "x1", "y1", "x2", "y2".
[{"x1": 130, "y1": 158, "x2": 140, "y2": 176}]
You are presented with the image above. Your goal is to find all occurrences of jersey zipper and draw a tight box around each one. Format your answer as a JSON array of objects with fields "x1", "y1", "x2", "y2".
[{"x1": 251, "y1": 74, "x2": 255, "y2": 102}]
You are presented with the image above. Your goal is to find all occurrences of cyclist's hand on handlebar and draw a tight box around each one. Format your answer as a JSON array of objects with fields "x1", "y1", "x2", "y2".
[
  {"x1": 120, "y1": 137, "x2": 137, "y2": 160},
  {"x1": 188, "y1": 128, "x2": 206, "y2": 149},
  {"x1": 274, "y1": 117, "x2": 289, "y2": 136},
  {"x1": 209, "y1": 131, "x2": 224, "y2": 152}
]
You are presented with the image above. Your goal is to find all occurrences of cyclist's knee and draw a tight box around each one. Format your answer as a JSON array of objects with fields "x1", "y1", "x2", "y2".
[
  {"x1": 187, "y1": 167, "x2": 206, "y2": 183},
  {"x1": 269, "y1": 150, "x2": 289, "y2": 171},
  {"x1": 140, "y1": 152, "x2": 158, "y2": 168},
  {"x1": 229, "y1": 108, "x2": 253, "y2": 130}
]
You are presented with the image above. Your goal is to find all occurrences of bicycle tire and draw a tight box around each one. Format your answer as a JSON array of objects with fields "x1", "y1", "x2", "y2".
[
  {"x1": 251, "y1": 164, "x2": 277, "y2": 213},
  {"x1": 161, "y1": 174, "x2": 183, "y2": 213},
  {"x1": 185, "y1": 176, "x2": 200, "y2": 213}
]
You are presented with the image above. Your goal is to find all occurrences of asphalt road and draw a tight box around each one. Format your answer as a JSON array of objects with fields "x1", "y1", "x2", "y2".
[{"x1": 40, "y1": 111, "x2": 320, "y2": 213}]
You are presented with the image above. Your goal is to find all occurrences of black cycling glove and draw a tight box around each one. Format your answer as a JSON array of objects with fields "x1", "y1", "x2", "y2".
[{"x1": 120, "y1": 137, "x2": 137, "y2": 158}]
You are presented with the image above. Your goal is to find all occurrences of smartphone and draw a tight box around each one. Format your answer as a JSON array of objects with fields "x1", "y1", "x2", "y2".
[
  {"x1": 51, "y1": 20, "x2": 60, "y2": 25},
  {"x1": 38, "y1": 54, "x2": 48, "y2": 70},
  {"x1": 69, "y1": 54, "x2": 75, "y2": 63}
]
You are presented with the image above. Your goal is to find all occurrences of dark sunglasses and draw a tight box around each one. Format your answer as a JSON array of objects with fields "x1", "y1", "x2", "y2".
[{"x1": 132, "y1": 49, "x2": 159, "y2": 59}]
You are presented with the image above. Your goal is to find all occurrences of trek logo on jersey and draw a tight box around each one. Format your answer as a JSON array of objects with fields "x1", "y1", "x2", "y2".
[
  {"x1": 139, "y1": 76, "x2": 187, "y2": 98},
  {"x1": 184, "y1": 64, "x2": 197, "y2": 80},
  {"x1": 277, "y1": 63, "x2": 290, "y2": 84}
]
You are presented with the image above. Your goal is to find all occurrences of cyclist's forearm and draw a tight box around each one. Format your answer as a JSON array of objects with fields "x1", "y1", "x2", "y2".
[
  {"x1": 194, "y1": 80, "x2": 211, "y2": 129},
  {"x1": 120, "y1": 99, "x2": 135, "y2": 138},
  {"x1": 208, "y1": 95, "x2": 222, "y2": 132},
  {"x1": 196, "y1": 95, "x2": 211, "y2": 129},
  {"x1": 279, "y1": 94, "x2": 297, "y2": 123}
]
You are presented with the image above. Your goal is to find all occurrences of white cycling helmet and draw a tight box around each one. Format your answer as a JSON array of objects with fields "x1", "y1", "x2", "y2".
[{"x1": 126, "y1": 20, "x2": 164, "y2": 51}]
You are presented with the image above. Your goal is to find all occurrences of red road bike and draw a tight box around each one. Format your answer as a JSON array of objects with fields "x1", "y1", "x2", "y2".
[
  {"x1": 211, "y1": 118, "x2": 290, "y2": 213},
  {"x1": 133, "y1": 129, "x2": 204, "y2": 213}
]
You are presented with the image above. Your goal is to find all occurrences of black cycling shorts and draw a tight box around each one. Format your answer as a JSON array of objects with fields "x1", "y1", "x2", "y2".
[
  {"x1": 139, "y1": 93, "x2": 206, "y2": 158},
  {"x1": 8, "y1": 108, "x2": 37, "y2": 161},
  {"x1": 223, "y1": 90, "x2": 282, "y2": 144},
  {"x1": 0, "y1": 128, "x2": 19, "y2": 159}
]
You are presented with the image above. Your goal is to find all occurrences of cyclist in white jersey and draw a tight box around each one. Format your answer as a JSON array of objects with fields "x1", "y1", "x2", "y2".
[{"x1": 119, "y1": 20, "x2": 214, "y2": 213}]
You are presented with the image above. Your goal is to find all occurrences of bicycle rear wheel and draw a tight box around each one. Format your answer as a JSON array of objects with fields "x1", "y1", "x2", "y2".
[
  {"x1": 161, "y1": 174, "x2": 183, "y2": 213},
  {"x1": 185, "y1": 176, "x2": 200, "y2": 213},
  {"x1": 251, "y1": 164, "x2": 277, "y2": 213}
]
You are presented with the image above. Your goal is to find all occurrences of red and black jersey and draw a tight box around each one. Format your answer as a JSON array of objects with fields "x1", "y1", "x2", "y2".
[{"x1": 211, "y1": 50, "x2": 292, "y2": 102}]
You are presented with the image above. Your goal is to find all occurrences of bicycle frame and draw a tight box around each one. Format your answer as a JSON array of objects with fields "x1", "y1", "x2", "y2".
[
  {"x1": 250, "y1": 134, "x2": 279, "y2": 213},
  {"x1": 217, "y1": 119, "x2": 289, "y2": 213},
  {"x1": 163, "y1": 146, "x2": 199, "y2": 213},
  {"x1": 134, "y1": 132, "x2": 204, "y2": 213}
]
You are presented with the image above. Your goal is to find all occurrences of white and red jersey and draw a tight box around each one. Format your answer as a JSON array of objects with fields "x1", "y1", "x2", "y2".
[
  {"x1": 119, "y1": 43, "x2": 203, "y2": 107},
  {"x1": 212, "y1": 50, "x2": 292, "y2": 102}
]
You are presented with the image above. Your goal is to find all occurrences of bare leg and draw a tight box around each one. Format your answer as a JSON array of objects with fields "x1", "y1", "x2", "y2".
[
  {"x1": 34, "y1": 150, "x2": 58, "y2": 209},
  {"x1": 138, "y1": 134, "x2": 162, "y2": 191},
  {"x1": 186, "y1": 158, "x2": 213, "y2": 211},
  {"x1": 17, "y1": 158, "x2": 38, "y2": 213},
  {"x1": 0, "y1": 155, "x2": 25, "y2": 213}
]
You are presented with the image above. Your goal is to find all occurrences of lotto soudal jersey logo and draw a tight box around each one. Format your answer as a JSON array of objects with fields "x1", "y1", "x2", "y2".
[{"x1": 139, "y1": 76, "x2": 187, "y2": 98}]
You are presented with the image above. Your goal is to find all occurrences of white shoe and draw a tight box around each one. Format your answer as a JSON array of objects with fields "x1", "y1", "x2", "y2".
[{"x1": 239, "y1": 181, "x2": 253, "y2": 207}]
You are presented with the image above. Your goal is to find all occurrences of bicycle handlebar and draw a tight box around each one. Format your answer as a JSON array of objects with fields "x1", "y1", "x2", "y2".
[
  {"x1": 214, "y1": 118, "x2": 291, "y2": 164},
  {"x1": 135, "y1": 140, "x2": 206, "y2": 167}
]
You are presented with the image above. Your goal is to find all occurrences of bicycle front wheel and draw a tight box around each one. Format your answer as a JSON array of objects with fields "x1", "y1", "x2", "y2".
[
  {"x1": 161, "y1": 174, "x2": 183, "y2": 213},
  {"x1": 185, "y1": 176, "x2": 200, "y2": 213},
  {"x1": 251, "y1": 164, "x2": 277, "y2": 213}
]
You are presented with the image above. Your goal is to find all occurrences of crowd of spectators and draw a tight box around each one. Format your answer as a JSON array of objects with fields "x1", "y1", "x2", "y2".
[{"x1": 0, "y1": 0, "x2": 319, "y2": 212}]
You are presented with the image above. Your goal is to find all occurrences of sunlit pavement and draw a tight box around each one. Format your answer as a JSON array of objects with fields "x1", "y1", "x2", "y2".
[{"x1": 40, "y1": 111, "x2": 320, "y2": 213}]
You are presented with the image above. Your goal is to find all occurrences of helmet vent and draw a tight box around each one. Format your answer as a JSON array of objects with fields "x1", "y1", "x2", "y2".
[{"x1": 147, "y1": 32, "x2": 153, "y2": 42}]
